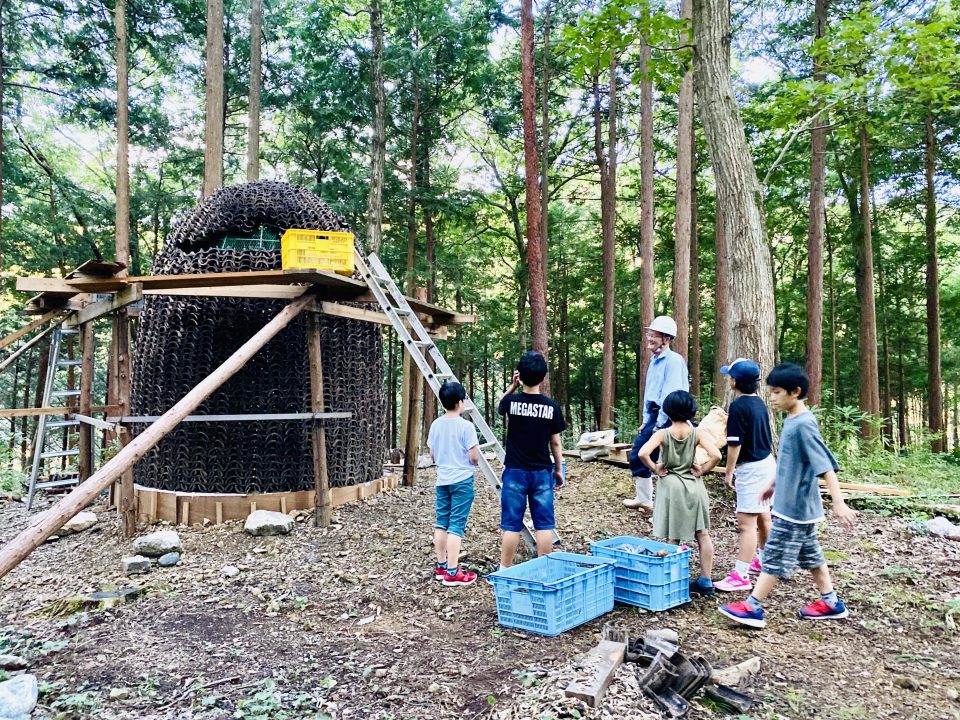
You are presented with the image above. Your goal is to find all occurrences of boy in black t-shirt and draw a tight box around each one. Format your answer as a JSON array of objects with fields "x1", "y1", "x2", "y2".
[
  {"x1": 497, "y1": 351, "x2": 566, "y2": 567},
  {"x1": 715, "y1": 358, "x2": 775, "y2": 593}
]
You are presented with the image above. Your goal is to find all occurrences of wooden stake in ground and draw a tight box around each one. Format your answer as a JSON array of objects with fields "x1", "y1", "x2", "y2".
[
  {"x1": 307, "y1": 312, "x2": 331, "y2": 527},
  {"x1": 78, "y1": 322, "x2": 94, "y2": 481},
  {"x1": 0, "y1": 290, "x2": 316, "y2": 581}
]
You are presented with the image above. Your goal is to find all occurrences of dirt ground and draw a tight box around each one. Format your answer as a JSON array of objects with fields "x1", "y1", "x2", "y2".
[{"x1": 1, "y1": 460, "x2": 958, "y2": 720}]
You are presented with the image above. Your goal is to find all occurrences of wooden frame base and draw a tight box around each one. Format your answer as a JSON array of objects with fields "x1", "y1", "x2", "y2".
[{"x1": 132, "y1": 474, "x2": 402, "y2": 526}]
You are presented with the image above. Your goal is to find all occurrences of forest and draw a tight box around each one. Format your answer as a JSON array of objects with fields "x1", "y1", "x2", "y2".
[{"x1": 1, "y1": 0, "x2": 960, "y2": 472}]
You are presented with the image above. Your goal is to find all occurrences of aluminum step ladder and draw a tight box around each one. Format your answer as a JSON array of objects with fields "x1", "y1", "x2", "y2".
[
  {"x1": 357, "y1": 251, "x2": 560, "y2": 553},
  {"x1": 26, "y1": 325, "x2": 83, "y2": 509}
]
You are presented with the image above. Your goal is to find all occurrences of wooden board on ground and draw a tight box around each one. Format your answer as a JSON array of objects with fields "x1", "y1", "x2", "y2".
[
  {"x1": 564, "y1": 640, "x2": 627, "y2": 708},
  {"x1": 134, "y1": 475, "x2": 402, "y2": 525}
]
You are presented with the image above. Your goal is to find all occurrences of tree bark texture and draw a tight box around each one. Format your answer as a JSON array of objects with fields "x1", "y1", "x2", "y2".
[
  {"x1": 805, "y1": 0, "x2": 828, "y2": 405},
  {"x1": 856, "y1": 123, "x2": 881, "y2": 436},
  {"x1": 399, "y1": 86, "x2": 419, "y2": 445},
  {"x1": 246, "y1": 0, "x2": 263, "y2": 181},
  {"x1": 595, "y1": 59, "x2": 618, "y2": 429},
  {"x1": 713, "y1": 202, "x2": 729, "y2": 401},
  {"x1": 365, "y1": 0, "x2": 386, "y2": 255},
  {"x1": 689, "y1": 140, "x2": 701, "y2": 398},
  {"x1": 115, "y1": 0, "x2": 130, "y2": 269},
  {"x1": 924, "y1": 114, "x2": 943, "y2": 452},
  {"x1": 520, "y1": 0, "x2": 549, "y2": 369},
  {"x1": 673, "y1": 0, "x2": 694, "y2": 362},
  {"x1": 203, "y1": 0, "x2": 225, "y2": 197},
  {"x1": 539, "y1": 0, "x2": 553, "y2": 287},
  {"x1": 639, "y1": 35, "x2": 655, "y2": 415},
  {"x1": 693, "y1": 0, "x2": 776, "y2": 387}
]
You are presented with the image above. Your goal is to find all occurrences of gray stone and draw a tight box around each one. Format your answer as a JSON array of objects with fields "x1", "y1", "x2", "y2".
[
  {"x1": 243, "y1": 510, "x2": 294, "y2": 537},
  {"x1": 157, "y1": 552, "x2": 181, "y2": 567},
  {"x1": 58, "y1": 511, "x2": 98, "y2": 536},
  {"x1": 0, "y1": 674, "x2": 38, "y2": 720},
  {"x1": 121, "y1": 555, "x2": 151, "y2": 576},
  {"x1": 132, "y1": 530, "x2": 182, "y2": 557},
  {"x1": 108, "y1": 688, "x2": 130, "y2": 701},
  {"x1": 0, "y1": 656, "x2": 26, "y2": 672},
  {"x1": 221, "y1": 565, "x2": 240, "y2": 578}
]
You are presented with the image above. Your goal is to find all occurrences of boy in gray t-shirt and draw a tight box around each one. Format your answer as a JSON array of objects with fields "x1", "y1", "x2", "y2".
[
  {"x1": 427, "y1": 382, "x2": 480, "y2": 587},
  {"x1": 720, "y1": 364, "x2": 857, "y2": 629}
]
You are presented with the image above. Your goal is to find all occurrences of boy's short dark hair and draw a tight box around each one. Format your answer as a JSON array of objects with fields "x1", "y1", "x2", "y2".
[
  {"x1": 663, "y1": 390, "x2": 697, "y2": 422},
  {"x1": 766, "y1": 363, "x2": 809, "y2": 399},
  {"x1": 517, "y1": 351, "x2": 548, "y2": 387},
  {"x1": 734, "y1": 377, "x2": 760, "y2": 394},
  {"x1": 438, "y1": 381, "x2": 467, "y2": 410}
]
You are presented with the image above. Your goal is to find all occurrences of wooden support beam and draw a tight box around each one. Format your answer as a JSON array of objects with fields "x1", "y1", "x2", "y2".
[
  {"x1": 112, "y1": 309, "x2": 135, "y2": 537},
  {"x1": 0, "y1": 323, "x2": 58, "y2": 373},
  {"x1": 67, "y1": 284, "x2": 142, "y2": 326},
  {"x1": 74, "y1": 414, "x2": 118, "y2": 432},
  {"x1": 0, "y1": 289, "x2": 316, "y2": 581},
  {"x1": 0, "y1": 310, "x2": 63, "y2": 351},
  {"x1": 0, "y1": 405, "x2": 121, "y2": 419},
  {"x1": 108, "y1": 412, "x2": 352, "y2": 423},
  {"x1": 307, "y1": 313, "x2": 331, "y2": 528},
  {"x1": 78, "y1": 323, "x2": 95, "y2": 481}
]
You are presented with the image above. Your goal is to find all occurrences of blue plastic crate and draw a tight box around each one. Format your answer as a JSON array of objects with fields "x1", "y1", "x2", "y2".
[
  {"x1": 589, "y1": 536, "x2": 692, "y2": 611},
  {"x1": 487, "y1": 552, "x2": 615, "y2": 636}
]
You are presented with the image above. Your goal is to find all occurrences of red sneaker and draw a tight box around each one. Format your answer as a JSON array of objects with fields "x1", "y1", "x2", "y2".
[
  {"x1": 442, "y1": 568, "x2": 477, "y2": 587},
  {"x1": 798, "y1": 597, "x2": 848, "y2": 620},
  {"x1": 434, "y1": 566, "x2": 446, "y2": 582}
]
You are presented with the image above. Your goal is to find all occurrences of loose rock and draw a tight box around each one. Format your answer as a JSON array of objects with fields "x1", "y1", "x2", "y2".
[
  {"x1": 0, "y1": 674, "x2": 38, "y2": 720},
  {"x1": 109, "y1": 688, "x2": 130, "y2": 701},
  {"x1": 244, "y1": 510, "x2": 294, "y2": 537},
  {"x1": 157, "y1": 552, "x2": 181, "y2": 567},
  {"x1": 0, "y1": 656, "x2": 26, "y2": 672},
  {"x1": 221, "y1": 565, "x2": 240, "y2": 578},
  {"x1": 894, "y1": 676, "x2": 920, "y2": 691},
  {"x1": 121, "y1": 555, "x2": 152, "y2": 576},
  {"x1": 711, "y1": 657, "x2": 761, "y2": 687},
  {"x1": 57, "y1": 511, "x2": 98, "y2": 536},
  {"x1": 947, "y1": 687, "x2": 958, "y2": 702},
  {"x1": 133, "y1": 530, "x2": 183, "y2": 557}
]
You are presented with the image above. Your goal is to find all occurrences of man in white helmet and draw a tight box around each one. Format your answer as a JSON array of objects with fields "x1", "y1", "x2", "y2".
[{"x1": 625, "y1": 316, "x2": 690, "y2": 510}]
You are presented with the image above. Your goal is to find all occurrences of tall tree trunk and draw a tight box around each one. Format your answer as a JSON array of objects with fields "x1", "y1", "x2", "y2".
[
  {"x1": 878, "y1": 250, "x2": 893, "y2": 443},
  {"x1": 366, "y1": 0, "x2": 386, "y2": 255},
  {"x1": 639, "y1": 32, "x2": 655, "y2": 417},
  {"x1": 805, "y1": 0, "x2": 828, "y2": 405},
  {"x1": 115, "y1": 0, "x2": 130, "y2": 268},
  {"x1": 826, "y1": 214, "x2": 838, "y2": 403},
  {"x1": 539, "y1": 0, "x2": 553, "y2": 287},
  {"x1": 689, "y1": 141, "x2": 701, "y2": 398},
  {"x1": 203, "y1": 0, "x2": 225, "y2": 197},
  {"x1": 924, "y1": 114, "x2": 943, "y2": 452},
  {"x1": 897, "y1": 338, "x2": 907, "y2": 448},
  {"x1": 422, "y1": 129, "x2": 437, "y2": 430},
  {"x1": 713, "y1": 201, "x2": 729, "y2": 401},
  {"x1": 595, "y1": 58, "x2": 618, "y2": 429},
  {"x1": 399, "y1": 83, "x2": 420, "y2": 445},
  {"x1": 856, "y1": 124, "x2": 881, "y2": 437},
  {"x1": 246, "y1": 0, "x2": 263, "y2": 180},
  {"x1": 673, "y1": 0, "x2": 694, "y2": 361},
  {"x1": 520, "y1": 0, "x2": 549, "y2": 372},
  {"x1": 693, "y1": 0, "x2": 776, "y2": 386}
]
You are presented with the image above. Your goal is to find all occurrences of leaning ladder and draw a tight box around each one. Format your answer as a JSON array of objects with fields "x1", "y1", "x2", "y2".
[
  {"x1": 26, "y1": 325, "x2": 83, "y2": 509},
  {"x1": 357, "y1": 252, "x2": 560, "y2": 552}
]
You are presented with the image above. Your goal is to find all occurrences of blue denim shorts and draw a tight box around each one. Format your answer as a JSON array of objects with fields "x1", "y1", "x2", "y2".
[
  {"x1": 500, "y1": 467, "x2": 555, "y2": 532},
  {"x1": 435, "y1": 478, "x2": 475, "y2": 537}
]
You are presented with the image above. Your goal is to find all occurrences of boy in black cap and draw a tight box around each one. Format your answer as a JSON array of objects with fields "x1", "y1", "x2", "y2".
[{"x1": 715, "y1": 359, "x2": 774, "y2": 592}]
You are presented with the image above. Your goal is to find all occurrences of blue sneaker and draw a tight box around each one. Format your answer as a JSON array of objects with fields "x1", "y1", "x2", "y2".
[
  {"x1": 719, "y1": 600, "x2": 767, "y2": 628},
  {"x1": 798, "y1": 597, "x2": 848, "y2": 620},
  {"x1": 690, "y1": 577, "x2": 715, "y2": 596}
]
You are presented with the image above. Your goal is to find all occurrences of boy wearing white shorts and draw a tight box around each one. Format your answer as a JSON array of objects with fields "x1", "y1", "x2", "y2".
[{"x1": 715, "y1": 359, "x2": 774, "y2": 592}]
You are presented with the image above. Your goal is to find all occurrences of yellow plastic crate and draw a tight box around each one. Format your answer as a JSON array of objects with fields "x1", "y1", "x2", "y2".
[{"x1": 280, "y1": 229, "x2": 355, "y2": 274}]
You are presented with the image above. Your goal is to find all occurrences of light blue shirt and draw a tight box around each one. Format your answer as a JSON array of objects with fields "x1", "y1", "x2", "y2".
[
  {"x1": 642, "y1": 346, "x2": 690, "y2": 427},
  {"x1": 427, "y1": 416, "x2": 479, "y2": 486},
  {"x1": 773, "y1": 411, "x2": 839, "y2": 523}
]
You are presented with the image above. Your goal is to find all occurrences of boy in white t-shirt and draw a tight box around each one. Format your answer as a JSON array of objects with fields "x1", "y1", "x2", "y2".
[{"x1": 427, "y1": 382, "x2": 480, "y2": 587}]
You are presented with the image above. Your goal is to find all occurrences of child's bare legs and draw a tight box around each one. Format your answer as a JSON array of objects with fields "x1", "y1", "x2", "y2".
[
  {"x1": 695, "y1": 529, "x2": 714, "y2": 578},
  {"x1": 500, "y1": 530, "x2": 521, "y2": 568},
  {"x1": 749, "y1": 572, "x2": 779, "y2": 601},
  {"x1": 535, "y1": 530, "x2": 554, "y2": 558},
  {"x1": 758, "y1": 511, "x2": 771, "y2": 553},
  {"x1": 445, "y1": 533, "x2": 463, "y2": 570},
  {"x1": 433, "y1": 528, "x2": 447, "y2": 565},
  {"x1": 810, "y1": 563, "x2": 834, "y2": 595},
  {"x1": 736, "y1": 513, "x2": 758, "y2": 563}
]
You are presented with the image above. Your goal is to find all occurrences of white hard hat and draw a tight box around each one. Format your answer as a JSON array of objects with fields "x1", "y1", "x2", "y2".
[{"x1": 645, "y1": 316, "x2": 677, "y2": 338}]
